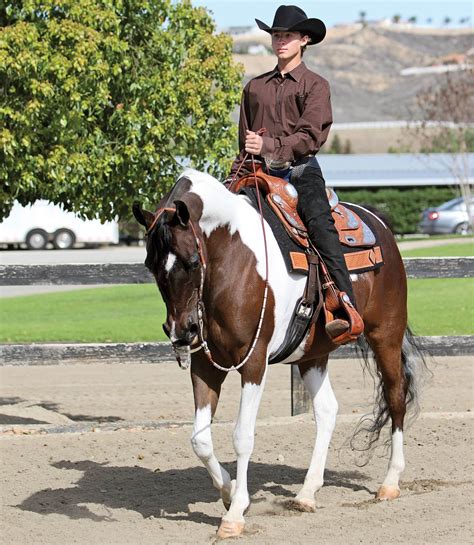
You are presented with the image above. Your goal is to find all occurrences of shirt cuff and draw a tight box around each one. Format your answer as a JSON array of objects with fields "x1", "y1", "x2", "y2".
[{"x1": 260, "y1": 136, "x2": 275, "y2": 157}]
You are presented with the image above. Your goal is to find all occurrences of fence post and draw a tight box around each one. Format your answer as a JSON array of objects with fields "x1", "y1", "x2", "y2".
[{"x1": 291, "y1": 364, "x2": 311, "y2": 415}]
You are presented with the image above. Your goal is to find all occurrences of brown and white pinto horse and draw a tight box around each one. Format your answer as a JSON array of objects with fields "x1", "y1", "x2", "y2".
[{"x1": 133, "y1": 169, "x2": 425, "y2": 539}]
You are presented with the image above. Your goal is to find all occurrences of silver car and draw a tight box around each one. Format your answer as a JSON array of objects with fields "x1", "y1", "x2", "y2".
[{"x1": 419, "y1": 197, "x2": 473, "y2": 235}]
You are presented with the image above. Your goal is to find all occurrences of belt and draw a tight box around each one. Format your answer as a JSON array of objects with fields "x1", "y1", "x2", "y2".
[
  {"x1": 293, "y1": 155, "x2": 316, "y2": 167},
  {"x1": 266, "y1": 155, "x2": 316, "y2": 172}
]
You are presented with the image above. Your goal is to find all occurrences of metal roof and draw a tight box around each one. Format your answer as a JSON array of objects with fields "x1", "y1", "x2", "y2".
[{"x1": 317, "y1": 153, "x2": 474, "y2": 188}]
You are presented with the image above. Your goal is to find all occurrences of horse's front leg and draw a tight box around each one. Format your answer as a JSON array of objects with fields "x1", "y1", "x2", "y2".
[
  {"x1": 217, "y1": 359, "x2": 267, "y2": 539},
  {"x1": 190, "y1": 357, "x2": 234, "y2": 507}
]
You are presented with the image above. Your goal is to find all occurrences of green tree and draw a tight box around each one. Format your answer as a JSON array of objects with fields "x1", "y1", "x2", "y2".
[
  {"x1": 328, "y1": 133, "x2": 342, "y2": 154},
  {"x1": 0, "y1": 0, "x2": 242, "y2": 221},
  {"x1": 358, "y1": 11, "x2": 367, "y2": 26},
  {"x1": 392, "y1": 14, "x2": 401, "y2": 24},
  {"x1": 342, "y1": 139, "x2": 352, "y2": 154}
]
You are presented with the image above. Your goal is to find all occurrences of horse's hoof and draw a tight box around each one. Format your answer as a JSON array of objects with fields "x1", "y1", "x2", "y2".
[
  {"x1": 376, "y1": 485, "x2": 400, "y2": 500},
  {"x1": 286, "y1": 497, "x2": 317, "y2": 512},
  {"x1": 216, "y1": 520, "x2": 245, "y2": 539}
]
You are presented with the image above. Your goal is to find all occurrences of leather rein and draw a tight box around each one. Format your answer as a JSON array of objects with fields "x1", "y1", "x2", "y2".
[{"x1": 147, "y1": 147, "x2": 270, "y2": 372}]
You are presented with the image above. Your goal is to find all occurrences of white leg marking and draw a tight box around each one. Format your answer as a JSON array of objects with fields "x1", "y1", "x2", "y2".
[
  {"x1": 165, "y1": 252, "x2": 176, "y2": 272},
  {"x1": 295, "y1": 367, "x2": 338, "y2": 504},
  {"x1": 224, "y1": 374, "x2": 267, "y2": 523},
  {"x1": 350, "y1": 274, "x2": 358, "y2": 282},
  {"x1": 191, "y1": 405, "x2": 233, "y2": 500},
  {"x1": 382, "y1": 429, "x2": 405, "y2": 488}
]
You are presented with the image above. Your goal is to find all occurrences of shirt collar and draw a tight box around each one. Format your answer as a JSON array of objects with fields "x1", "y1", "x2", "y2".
[{"x1": 265, "y1": 62, "x2": 307, "y2": 83}]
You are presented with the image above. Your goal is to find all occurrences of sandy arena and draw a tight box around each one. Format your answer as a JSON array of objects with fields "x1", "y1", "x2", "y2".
[{"x1": 0, "y1": 355, "x2": 472, "y2": 544}]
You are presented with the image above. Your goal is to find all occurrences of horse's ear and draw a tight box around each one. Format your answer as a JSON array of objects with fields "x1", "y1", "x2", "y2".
[
  {"x1": 132, "y1": 202, "x2": 154, "y2": 228},
  {"x1": 173, "y1": 200, "x2": 190, "y2": 227}
]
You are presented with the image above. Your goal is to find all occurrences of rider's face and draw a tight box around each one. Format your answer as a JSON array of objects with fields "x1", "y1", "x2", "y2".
[{"x1": 271, "y1": 31, "x2": 308, "y2": 61}]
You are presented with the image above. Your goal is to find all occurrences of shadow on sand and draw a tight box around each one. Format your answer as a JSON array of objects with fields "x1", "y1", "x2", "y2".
[{"x1": 17, "y1": 459, "x2": 371, "y2": 524}]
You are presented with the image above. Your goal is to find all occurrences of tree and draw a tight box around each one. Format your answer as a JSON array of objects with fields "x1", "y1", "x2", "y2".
[
  {"x1": 358, "y1": 11, "x2": 367, "y2": 26},
  {"x1": 443, "y1": 16, "x2": 451, "y2": 26},
  {"x1": 392, "y1": 14, "x2": 401, "y2": 24},
  {"x1": 328, "y1": 134, "x2": 342, "y2": 154},
  {"x1": 342, "y1": 139, "x2": 352, "y2": 154},
  {"x1": 0, "y1": 0, "x2": 242, "y2": 221},
  {"x1": 408, "y1": 16, "x2": 417, "y2": 24},
  {"x1": 413, "y1": 69, "x2": 474, "y2": 228}
]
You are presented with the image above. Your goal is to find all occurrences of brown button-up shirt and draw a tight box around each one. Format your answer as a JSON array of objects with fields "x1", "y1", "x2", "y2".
[{"x1": 230, "y1": 62, "x2": 332, "y2": 175}]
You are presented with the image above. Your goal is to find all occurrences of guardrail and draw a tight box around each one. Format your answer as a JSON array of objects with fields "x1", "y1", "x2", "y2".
[{"x1": 1, "y1": 257, "x2": 473, "y2": 415}]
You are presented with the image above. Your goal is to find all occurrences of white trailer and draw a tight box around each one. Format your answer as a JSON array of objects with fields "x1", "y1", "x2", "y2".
[{"x1": 0, "y1": 201, "x2": 119, "y2": 250}]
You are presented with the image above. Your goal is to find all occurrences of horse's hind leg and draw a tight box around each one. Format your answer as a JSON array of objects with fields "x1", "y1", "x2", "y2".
[
  {"x1": 190, "y1": 356, "x2": 234, "y2": 508},
  {"x1": 290, "y1": 356, "x2": 338, "y2": 512},
  {"x1": 365, "y1": 329, "x2": 408, "y2": 500}
]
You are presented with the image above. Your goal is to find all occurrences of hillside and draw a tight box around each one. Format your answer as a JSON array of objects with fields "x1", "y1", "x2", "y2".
[{"x1": 232, "y1": 26, "x2": 473, "y2": 122}]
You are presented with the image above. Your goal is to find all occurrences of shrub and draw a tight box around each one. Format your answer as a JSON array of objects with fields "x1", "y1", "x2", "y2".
[{"x1": 336, "y1": 186, "x2": 458, "y2": 234}]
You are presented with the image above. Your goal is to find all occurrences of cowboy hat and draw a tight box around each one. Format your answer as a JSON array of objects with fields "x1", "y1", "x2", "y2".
[{"x1": 255, "y1": 5, "x2": 326, "y2": 45}]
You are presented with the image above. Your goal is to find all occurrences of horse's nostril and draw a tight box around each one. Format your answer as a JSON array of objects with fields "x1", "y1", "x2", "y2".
[{"x1": 189, "y1": 323, "x2": 198, "y2": 336}]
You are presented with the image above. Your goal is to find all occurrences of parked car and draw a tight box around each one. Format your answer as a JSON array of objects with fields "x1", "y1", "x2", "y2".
[
  {"x1": 0, "y1": 200, "x2": 119, "y2": 250},
  {"x1": 419, "y1": 197, "x2": 474, "y2": 235}
]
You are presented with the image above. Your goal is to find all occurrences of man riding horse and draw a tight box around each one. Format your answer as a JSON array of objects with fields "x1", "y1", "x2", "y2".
[{"x1": 229, "y1": 4, "x2": 363, "y2": 343}]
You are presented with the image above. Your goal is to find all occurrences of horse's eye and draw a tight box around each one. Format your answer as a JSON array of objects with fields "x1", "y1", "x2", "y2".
[{"x1": 188, "y1": 253, "x2": 200, "y2": 270}]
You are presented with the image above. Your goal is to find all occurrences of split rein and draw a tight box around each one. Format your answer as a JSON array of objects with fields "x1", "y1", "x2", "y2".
[{"x1": 147, "y1": 154, "x2": 270, "y2": 372}]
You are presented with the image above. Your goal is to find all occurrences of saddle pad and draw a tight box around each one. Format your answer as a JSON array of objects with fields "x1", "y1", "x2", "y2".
[{"x1": 241, "y1": 188, "x2": 384, "y2": 275}]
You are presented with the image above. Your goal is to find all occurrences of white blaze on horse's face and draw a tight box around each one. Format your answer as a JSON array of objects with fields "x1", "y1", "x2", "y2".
[{"x1": 165, "y1": 252, "x2": 177, "y2": 273}]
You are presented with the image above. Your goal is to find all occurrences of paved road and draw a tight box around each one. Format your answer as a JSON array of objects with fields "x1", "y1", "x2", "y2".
[
  {"x1": 0, "y1": 246, "x2": 148, "y2": 297},
  {"x1": 0, "y1": 245, "x2": 146, "y2": 265}
]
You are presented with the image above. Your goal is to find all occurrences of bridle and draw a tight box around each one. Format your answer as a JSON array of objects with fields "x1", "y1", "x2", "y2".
[{"x1": 147, "y1": 153, "x2": 270, "y2": 372}]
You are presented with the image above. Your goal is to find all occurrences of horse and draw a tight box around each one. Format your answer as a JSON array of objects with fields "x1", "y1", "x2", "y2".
[{"x1": 133, "y1": 168, "x2": 426, "y2": 539}]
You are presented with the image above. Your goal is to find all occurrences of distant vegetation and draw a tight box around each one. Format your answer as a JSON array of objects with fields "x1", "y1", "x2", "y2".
[{"x1": 337, "y1": 186, "x2": 458, "y2": 234}]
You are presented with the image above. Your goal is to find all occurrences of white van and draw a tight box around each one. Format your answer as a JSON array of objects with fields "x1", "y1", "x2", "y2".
[{"x1": 0, "y1": 200, "x2": 119, "y2": 250}]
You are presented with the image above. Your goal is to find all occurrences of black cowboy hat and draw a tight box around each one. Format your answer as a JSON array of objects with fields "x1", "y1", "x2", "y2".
[{"x1": 255, "y1": 5, "x2": 326, "y2": 45}]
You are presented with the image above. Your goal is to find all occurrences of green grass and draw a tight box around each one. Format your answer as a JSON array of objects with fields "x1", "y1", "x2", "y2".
[
  {"x1": 1, "y1": 279, "x2": 473, "y2": 342},
  {"x1": 0, "y1": 285, "x2": 168, "y2": 343},
  {"x1": 397, "y1": 234, "x2": 474, "y2": 243},
  {"x1": 407, "y1": 278, "x2": 473, "y2": 336},
  {"x1": 401, "y1": 242, "x2": 474, "y2": 258}
]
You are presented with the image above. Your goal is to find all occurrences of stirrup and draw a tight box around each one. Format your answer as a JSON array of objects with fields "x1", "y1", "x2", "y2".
[{"x1": 325, "y1": 292, "x2": 364, "y2": 345}]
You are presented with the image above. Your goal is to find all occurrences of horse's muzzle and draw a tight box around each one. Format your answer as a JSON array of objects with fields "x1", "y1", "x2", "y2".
[{"x1": 164, "y1": 316, "x2": 199, "y2": 354}]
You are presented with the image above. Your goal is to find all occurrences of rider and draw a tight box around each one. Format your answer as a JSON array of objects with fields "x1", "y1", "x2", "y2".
[{"x1": 229, "y1": 5, "x2": 363, "y2": 343}]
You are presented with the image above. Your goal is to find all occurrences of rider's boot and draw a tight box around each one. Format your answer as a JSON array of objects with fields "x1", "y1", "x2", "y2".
[{"x1": 292, "y1": 162, "x2": 364, "y2": 344}]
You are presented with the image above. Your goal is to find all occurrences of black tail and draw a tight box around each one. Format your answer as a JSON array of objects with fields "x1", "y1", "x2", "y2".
[{"x1": 350, "y1": 326, "x2": 430, "y2": 459}]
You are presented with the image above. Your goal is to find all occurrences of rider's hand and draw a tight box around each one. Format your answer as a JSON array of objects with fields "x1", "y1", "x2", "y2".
[{"x1": 245, "y1": 130, "x2": 263, "y2": 155}]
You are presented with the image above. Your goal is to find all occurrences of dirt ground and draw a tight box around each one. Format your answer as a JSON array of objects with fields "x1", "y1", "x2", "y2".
[{"x1": 1, "y1": 356, "x2": 472, "y2": 544}]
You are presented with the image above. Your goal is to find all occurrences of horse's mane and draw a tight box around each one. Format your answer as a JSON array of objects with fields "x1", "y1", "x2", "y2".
[{"x1": 145, "y1": 215, "x2": 172, "y2": 271}]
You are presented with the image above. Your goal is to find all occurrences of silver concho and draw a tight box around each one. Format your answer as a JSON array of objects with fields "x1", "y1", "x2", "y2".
[{"x1": 284, "y1": 183, "x2": 298, "y2": 198}]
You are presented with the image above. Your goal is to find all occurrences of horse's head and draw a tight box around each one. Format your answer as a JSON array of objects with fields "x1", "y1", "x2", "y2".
[{"x1": 133, "y1": 192, "x2": 204, "y2": 368}]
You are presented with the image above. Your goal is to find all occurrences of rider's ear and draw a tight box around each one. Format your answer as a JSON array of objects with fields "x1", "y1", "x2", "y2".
[
  {"x1": 132, "y1": 202, "x2": 154, "y2": 228},
  {"x1": 173, "y1": 200, "x2": 190, "y2": 227}
]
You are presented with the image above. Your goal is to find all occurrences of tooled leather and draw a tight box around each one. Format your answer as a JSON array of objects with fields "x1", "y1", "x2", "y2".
[{"x1": 231, "y1": 168, "x2": 376, "y2": 250}]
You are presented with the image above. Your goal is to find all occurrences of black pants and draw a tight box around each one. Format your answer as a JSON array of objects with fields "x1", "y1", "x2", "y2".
[{"x1": 291, "y1": 162, "x2": 355, "y2": 303}]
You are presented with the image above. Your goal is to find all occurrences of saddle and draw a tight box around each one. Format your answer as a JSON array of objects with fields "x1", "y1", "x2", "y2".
[
  {"x1": 229, "y1": 166, "x2": 380, "y2": 351},
  {"x1": 230, "y1": 166, "x2": 383, "y2": 272}
]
